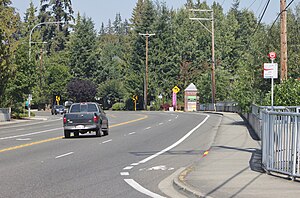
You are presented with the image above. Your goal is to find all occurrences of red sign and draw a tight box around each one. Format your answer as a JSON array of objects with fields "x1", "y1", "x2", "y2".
[{"x1": 268, "y1": 52, "x2": 276, "y2": 60}]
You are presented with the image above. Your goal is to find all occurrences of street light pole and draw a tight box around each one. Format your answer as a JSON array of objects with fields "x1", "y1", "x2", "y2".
[
  {"x1": 28, "y1": 21, "x2": 64, "y2": 117},
  {"x1": 211, "y1": 11, "x2": 216, "y2": 106},
  {"x1": 189, "y1": 9, "x2": 216, "y2": 108},
  {"x1": 29, "y1": 21, "x2": 64, "y2": 60},
  {"x1": 139, "y1": 32, "x2": 155, "y2": 110}
]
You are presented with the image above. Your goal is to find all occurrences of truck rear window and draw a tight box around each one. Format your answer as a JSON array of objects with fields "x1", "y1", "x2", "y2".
[{"x1": 70, "y1": 104, "x2": 98, "y2": 113}]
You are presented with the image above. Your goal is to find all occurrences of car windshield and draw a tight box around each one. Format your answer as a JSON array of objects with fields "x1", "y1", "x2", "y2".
[
  {"x1": 57, "y1": 105, "x2": 64, "y2": 109},
  {"x1": 70, "y1": 104, "x2": 98, "y2": 113}
]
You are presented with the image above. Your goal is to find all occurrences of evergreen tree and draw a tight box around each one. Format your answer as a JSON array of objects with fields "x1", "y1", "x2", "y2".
[
  {"x1": 113, "y1": 13, "x2": 122, "y2": 34},
  {"x1": 68, "y1": 15, "x2": 98, "y2": 81},
  {"x1": 38, "y1": 0, "x2": 74, "y2": 52},
  {"x1": 99, "y1": 22, "x2": 105, "y2": 35},
  {"x1": 107, "y1": 19, "x2": 113, "y2": 34},
  {"x1": 0, "y1": 0, "x2": 20, "y2": 106}
]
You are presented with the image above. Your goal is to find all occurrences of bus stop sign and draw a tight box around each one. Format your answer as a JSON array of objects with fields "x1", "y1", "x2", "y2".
[{"x1": 268, "y1": 52, "x2": 276, "y2": 60}]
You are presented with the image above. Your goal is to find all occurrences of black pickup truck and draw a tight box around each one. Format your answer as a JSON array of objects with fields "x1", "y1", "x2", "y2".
[{"x1": 63, "y1": 102, "x2": 109, "y2": 138}]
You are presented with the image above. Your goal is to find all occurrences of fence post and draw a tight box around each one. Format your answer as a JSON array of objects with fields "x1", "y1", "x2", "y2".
[{"x1": 292, "y1": 115, "x2": 298, "y2": 180}]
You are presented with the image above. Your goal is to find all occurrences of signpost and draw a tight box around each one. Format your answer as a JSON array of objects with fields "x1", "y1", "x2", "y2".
[
  {"x1": 55, "y1": 95, "x2": 61, "y2": 105},
  {"x1": 132, "y1": 95, "x2": 138, "y2": 111},
  {"x1": 28, "y1": 94, "x2": 32, "y2": 118},
  {"x1": 172, "y1": 86, "x2": 180, "y2": 111},
  {"x1": 265, "y1": 52, "x2": 277, "y2": 109}
]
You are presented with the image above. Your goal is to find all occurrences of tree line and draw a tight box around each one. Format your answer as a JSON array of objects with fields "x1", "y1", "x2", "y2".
[{"x1": 0, "y1": 0, "x2": 299, "y2": 116}]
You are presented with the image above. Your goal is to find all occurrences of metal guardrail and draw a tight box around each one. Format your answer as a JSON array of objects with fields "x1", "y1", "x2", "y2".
[
  {"x1": 199, "y1": 103, "x2": 300, "y2": 179},
  {"x1": 199, "y1": 102, "x2": 240, "y2": 112},
  {"x1": 261, "y1": 110, "x2": 300, "y2": 180},
  {"x1": 251, "y1": 104, "x2": 300, "y2": 119}
]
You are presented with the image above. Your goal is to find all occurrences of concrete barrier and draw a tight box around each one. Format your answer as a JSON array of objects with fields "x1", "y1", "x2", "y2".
[{"x1": 0, "y1": 108, "x2": 11, "y2": 122}]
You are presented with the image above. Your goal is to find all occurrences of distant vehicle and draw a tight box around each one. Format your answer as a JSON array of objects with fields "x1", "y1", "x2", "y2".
[
  {"x1": 63, "y1": 102, "x2": 109, "y2": 138},
  {"x1": 51, "y1": 105, "x2": 65, "y2": 115}
]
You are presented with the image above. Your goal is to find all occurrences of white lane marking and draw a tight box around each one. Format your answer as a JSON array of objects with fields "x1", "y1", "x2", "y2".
[
  {"x1": 55, "y1": 152, "x2": 74, "y2": 159},
  {"x1": 16, "y1": 138, "x2": 31, "y2": 141},
  {"x1": 168, "y1": 119, "x2": 172, "y2": 122},
  {"x1": 158, "y1": 123, "x2": 163, "y2": 125},
  {"x1": 0, "y1": 118, "x2": 61, "y2": 129},
  {"x1": 175, "y1": 115, "x2": 179, "y2": 119},
  {"x1": 44, "y1": 125, "x2": 51, "y2": 127},
  {"x1": 123, "y1": 166, "x2": 133, "y2": 170},
  {"x1": 139, "y1": 115, "x2": 209, "y2": 164},
  {"x1": 124, "y1": 179, "x2": 166, "y2": 198},
  {"x1": 16, "y1": 128, "x2": 24, "y2": 131},
  {"x1": 148, "y1": 165, "x2": 167, "y2": 171},
  {"x1": 145, "y1": 127, "x2": 151, "y2": 130},
  {"x1": 102, "y1": 139, "x2": 112, "y2": 144},
  {"x1": 0, "y1": 127, "x2": 62, "y2": 140},
  {"x1": 128, "y1": 132, "x2": 136, "y2": 135},
  {"x1": 120, "y1": 172, "x2": 129, "y2": 176},
  {"x1": 131, "y1": 163, "x2": 139, "y2": 166}
]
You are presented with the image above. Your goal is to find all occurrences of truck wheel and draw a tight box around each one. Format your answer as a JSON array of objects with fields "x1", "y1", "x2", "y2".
[
  {"x1": 64, "y1": 130, "x2": 70, "y2": 138},
  {"x1": 74, "y1": 131, "x2": 79, "y2": 137},
  {"x1": 96, "y1": 128, "x2": 101, "y2": 137},
  {"x1": 102, "y1": 129, "x2": 109, "y2": 136}
]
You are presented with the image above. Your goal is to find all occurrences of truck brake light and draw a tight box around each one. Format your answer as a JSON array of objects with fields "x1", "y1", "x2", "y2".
[{"x1": 93, "y1": 115, "x2": 99, "y2": 123}]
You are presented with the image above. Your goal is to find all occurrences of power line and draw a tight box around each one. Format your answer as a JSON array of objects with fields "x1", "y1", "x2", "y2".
[
  {"x1": 247, "y1": 0, "x2": 257, "y2": 10},
  {"x1": 221, "y1": 0, "x2": 225, "y2": 7},
  {"x1": 269, "y1": 0, "x2": 295, "y2": 31},
  {"x1": 256, "y1": 0, "x2": 266, "y2": 15},
  {"x1": 251, "y1": 0, "x2": 271, "y2": 37}
]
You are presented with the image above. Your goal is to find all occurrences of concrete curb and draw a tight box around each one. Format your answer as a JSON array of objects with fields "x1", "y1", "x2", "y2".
[
  {"x1": 173, "y1": 166, "x2": 214, "y2": 198},
  {"x1": 172, "y1": 111, "x2": 224, "y2": 198}
]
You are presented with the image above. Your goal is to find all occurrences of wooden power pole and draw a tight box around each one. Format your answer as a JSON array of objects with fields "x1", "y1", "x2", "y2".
[
  {"x1": 280, "y1": 0, "x2": 288, "y2": 82},
  {"x1": 139, "y1": 32, "x2": 155, "y2": 110}
]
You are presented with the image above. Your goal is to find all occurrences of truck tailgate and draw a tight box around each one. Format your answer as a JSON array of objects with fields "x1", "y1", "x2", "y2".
[{"x1": 65, "y1": 113, "x2": 95, "y2": 125}]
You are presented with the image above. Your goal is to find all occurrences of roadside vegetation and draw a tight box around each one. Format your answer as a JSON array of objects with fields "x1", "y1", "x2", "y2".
[{"x1": 0, "y1": 0, "x2": 299, "y2": 115}]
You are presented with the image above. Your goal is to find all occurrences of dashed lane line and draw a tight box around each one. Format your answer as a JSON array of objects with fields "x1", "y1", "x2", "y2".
[
  {"x1": 0, "y1": 118, "x2": 62, "y2": 129},
  {"x1": 101, "y1": 139, "x2": 112, "y2": 144},
  {"x1": 0, "y1": 115, "x2": 148, "y2": 153},
  {"x1": 121, "y1": 114, "x2": 210, "y2": 198},
  {"x1": 55, "y1": 152, "x2": 74, "y2": 159},
  {"x1": 120, "y1": 172, "x2": 129, "y2": 176},
  {"x1": 123, "y1": 166, "x2": 133, "y2": 170},
  {"x1": 0, "y1": 127, "x2": 62, "y2": 140}
]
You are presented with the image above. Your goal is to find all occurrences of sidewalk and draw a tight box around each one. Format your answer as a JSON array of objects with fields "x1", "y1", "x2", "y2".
[{"x1": 174, "y1": 112, "x2": 300, "y2": 198}]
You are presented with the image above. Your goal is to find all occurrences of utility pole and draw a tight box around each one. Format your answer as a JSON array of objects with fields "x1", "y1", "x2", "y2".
[
  {"x1": 280, "y1": 0, "x2": 288, "y2": 82},
  {"x1": 189, "y1": 9, "x2": 216, "y2": 106},
  {"x1": 139, "y1": 32, "x2": 155, "y2": 110}
]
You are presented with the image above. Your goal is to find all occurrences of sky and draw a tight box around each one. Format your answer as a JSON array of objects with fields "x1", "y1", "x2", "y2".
[{"x1": 11, "y1": 0, "x2": 299, "y2": 30}]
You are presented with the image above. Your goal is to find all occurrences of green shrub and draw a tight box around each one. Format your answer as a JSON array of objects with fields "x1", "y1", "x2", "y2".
[
  {"x1": 12, "y1": 111, "x2": 35, "y2": 119},
  {"x1": 112, "y1": 102, "x2": 126, "y2": 111},
  {"x1": 263, "y1": 78, "x2": 300, "y2": 106}
]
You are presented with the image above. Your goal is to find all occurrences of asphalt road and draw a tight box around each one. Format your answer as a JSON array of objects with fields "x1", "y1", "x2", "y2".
[{"x1": 0, "y1": 111, "x2": 221, "y2": 198}]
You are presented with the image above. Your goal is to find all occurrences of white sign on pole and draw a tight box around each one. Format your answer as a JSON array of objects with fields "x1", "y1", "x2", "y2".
[{"x1": 263, "y1": 63, "x2": 278, "y2": 79}]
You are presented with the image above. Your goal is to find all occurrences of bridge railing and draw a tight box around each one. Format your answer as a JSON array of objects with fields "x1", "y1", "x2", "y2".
[{"x1": 261, "y1": 110, "x2": 300, "y2": 180}]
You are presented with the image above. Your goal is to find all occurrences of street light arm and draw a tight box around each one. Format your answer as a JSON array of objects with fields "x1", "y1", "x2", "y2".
[{"x1": 29, "y1": 21, "x2": 65, "y2": 60}]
